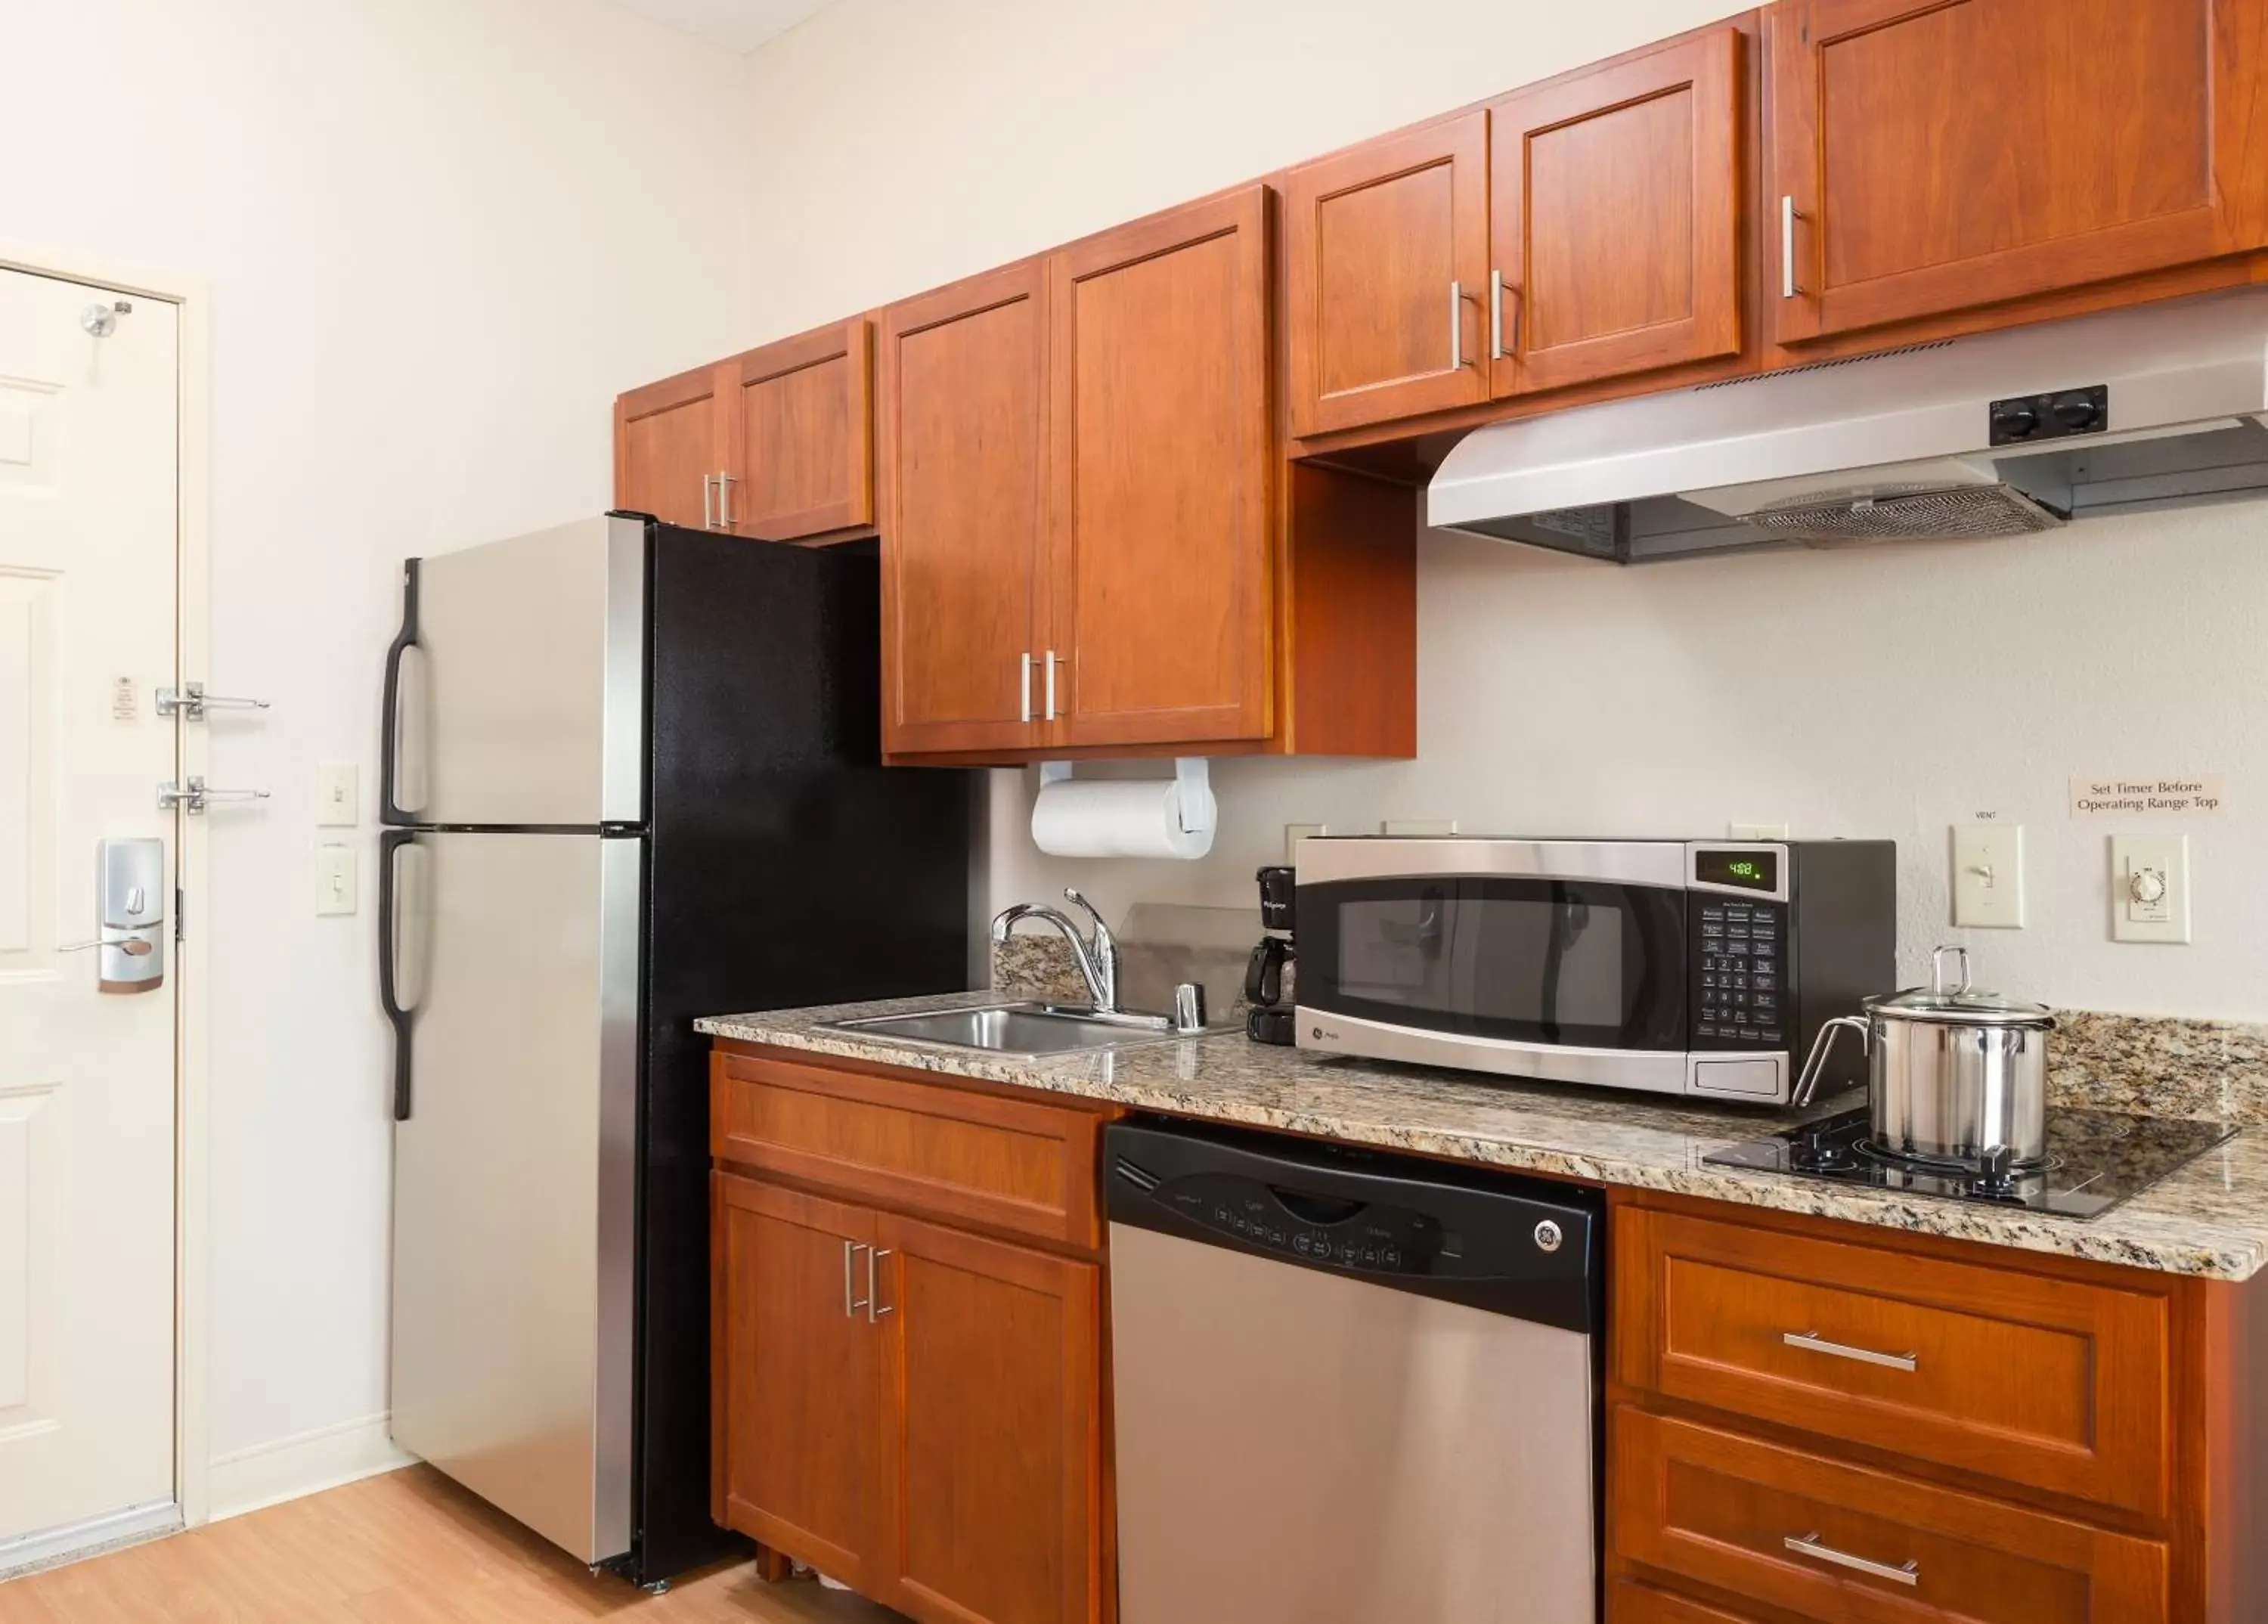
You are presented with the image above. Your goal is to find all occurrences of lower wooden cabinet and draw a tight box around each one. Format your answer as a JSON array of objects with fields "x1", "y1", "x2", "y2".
[
  {"x1": 877, "y1": 1213, "x2": 1101, "y2": 1624},
  {"x1": 711, "y1": 1175, "x2": 881, "y2": 1593},
  {"x1": 710, "y1": 1042, "x2": 1119, "y2": 1624},
  {"x1": 714, "y1": 1170, "x2": 1104, "y2": 1624}
]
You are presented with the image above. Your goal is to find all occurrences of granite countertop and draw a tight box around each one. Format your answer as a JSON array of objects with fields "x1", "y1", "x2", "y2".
[{"x1": 696, "y1": 993, "x2": 2268, "y2": 1282}]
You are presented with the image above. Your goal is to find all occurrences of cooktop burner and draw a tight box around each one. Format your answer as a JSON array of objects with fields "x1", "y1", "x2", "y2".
[{"x1": 1704, "y1": 1107, "x2": 2238, "y2": 1220}]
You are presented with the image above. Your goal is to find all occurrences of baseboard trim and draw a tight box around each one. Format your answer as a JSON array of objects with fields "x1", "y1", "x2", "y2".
[
  {"x1": 0, "y1": 1499, "x2": 183, "y2": 1580},
  {"x1": 209, "y1": 1413, "x2": 417, "y2": 1521}
]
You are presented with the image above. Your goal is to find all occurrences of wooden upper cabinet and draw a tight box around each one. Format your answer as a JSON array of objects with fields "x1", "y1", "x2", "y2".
[
  {"x1": 1770, "y1": 0, "x2": 2268, "y2": 344},
  {"x1": 878, "y1": 261, "x2": 1052, "y2": 757},
  {"x1": 1490, "y1": 27, "x2": 1743, "y2": 396},
  {"x1": 711, "y1": 1174, "x2": 882, "y2": 1594},
  {"x1": 1048, "y1": 186, "x2": 1273, "y2": 749},
  {"x1": 615, "y1": 361, "x2": 732, "y2": 531},
  {"x1": 731, "y1": 318, "x2": 875, "y2": 542},
  {"x1": 1285, "y1": 113, "x2": 1492, "y2": 436},
  {"x1": 874, "y1": 1213, "x2": 1101, "y2": 1624}
]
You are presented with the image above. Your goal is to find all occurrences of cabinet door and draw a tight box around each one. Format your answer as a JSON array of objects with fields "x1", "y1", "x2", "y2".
[
  {"x1": 873, "y1": 1213, "x2": 1101, "y2": 1624},
  {"x1": 879, "y1": 262, "x2": 1051, "y2": 756},
  {"x1": 615, "y1": 361, "x2": 733, "y2": 531},
  {"x1": 711, "y1": 1173, "x2": 882, "y2": 1591},
  {"x1": 1490, "y1": 27, "x2": 1743, "y2": 397},
  {"x1": 733, "y1": 318, "x2": 875, "y2": 542},
  {"x1": 1047, "y1": 187, "x2": 1272, "y2": 750},
  {"x1": 1284, "y1": 113, "x2": 1491, "y2": 436},
  {"x1": 1771, "y1": 0, "x2": 2268, "y2": 344}
]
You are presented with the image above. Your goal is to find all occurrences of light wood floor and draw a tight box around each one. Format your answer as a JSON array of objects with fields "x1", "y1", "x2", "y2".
[{"x1": 0, "y1": 1467, "x2": 906, "y2": 1622}]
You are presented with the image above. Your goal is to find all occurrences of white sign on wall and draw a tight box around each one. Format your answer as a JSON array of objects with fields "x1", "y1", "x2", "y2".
[{"x1": 2069, "y1": 775, "x2": 2226, "y2": 817}]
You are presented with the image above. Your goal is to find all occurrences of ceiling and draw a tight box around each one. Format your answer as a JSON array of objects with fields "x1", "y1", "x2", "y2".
[{"x1": 603, "y1": 0, "x2": 835, "y2": 54}]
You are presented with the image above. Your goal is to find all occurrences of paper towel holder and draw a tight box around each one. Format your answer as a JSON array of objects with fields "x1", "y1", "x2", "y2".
[{"x1": 1036, "y1": 758, "x2": 1216, "y2": 838}]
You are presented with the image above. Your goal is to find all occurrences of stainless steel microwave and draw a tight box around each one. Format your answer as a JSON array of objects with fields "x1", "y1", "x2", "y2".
[{"x1": 1294, "y1": 838, "x2": 1896, "y2": 1105}]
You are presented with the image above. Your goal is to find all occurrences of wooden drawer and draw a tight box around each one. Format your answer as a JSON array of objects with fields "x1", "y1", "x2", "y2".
[
  {"x1": 1609, "y1": 1578, "x2": 1766, "y2": 1622},
  {"x1": 1614, "y1": 1408, "x2": 2170, "y2": 1623},
  {"x1": 1615, "y1": 1205, "x2": 2171, "y2": 1515},
  {"x1": 710, "y1": 1047, "x2": 1113, "y2": 1251}
]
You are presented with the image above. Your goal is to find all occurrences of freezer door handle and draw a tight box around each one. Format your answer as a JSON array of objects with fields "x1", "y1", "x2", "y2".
[
  {"x1": 380, "y1": 559, "x2": 422, "y2": 827},
  {"x1": 379, "y1": 829, "x2": 420, "y2": 1120}
]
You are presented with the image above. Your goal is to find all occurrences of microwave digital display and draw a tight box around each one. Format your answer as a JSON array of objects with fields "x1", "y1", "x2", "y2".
[{"x1": 1696, "y1": 849, "x2": 1779, "y2": 892}]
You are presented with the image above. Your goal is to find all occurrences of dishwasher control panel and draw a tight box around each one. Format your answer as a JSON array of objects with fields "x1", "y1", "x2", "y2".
[
  {"x1": 1157, "y1": 1173, "x2": 1456, "y2": 1275},
  {"x1": 1107, "y1": 1117, "x2": 1601, "y2": 1333}
]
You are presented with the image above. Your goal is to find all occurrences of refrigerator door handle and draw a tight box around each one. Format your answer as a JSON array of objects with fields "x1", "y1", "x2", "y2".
[
  {"x1": 380, "y1": 558, "x2": 422, "y2": 827},
  {"x1": 379, "y1": 829, "x2": 420, "y2": 1120}
]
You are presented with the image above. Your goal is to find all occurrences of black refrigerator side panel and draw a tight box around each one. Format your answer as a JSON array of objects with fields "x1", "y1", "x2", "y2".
[{"x1": 632, "y1": 525, "x2": 973, "y2": 1582}]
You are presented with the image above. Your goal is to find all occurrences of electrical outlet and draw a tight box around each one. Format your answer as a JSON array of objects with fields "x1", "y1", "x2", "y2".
[
  {"x1": 1382, "y1": 820, "x2": 1458, "y2": 837},
  {"x1": 316, "y1": 762, "x2": 358, "y2": 827},
  {"x1": 316, "y1": 845, "x2": 358, "y2": 916},
  {"x1": 1951, "y1": 824, "x2": 2025, "y2": 928},
  {"x1": 1284, "y1": 823, "x2": 1328, "y2": 866},
  {"x1": 2112, "y1": 834, "x2": 2190, "y2": 944}
]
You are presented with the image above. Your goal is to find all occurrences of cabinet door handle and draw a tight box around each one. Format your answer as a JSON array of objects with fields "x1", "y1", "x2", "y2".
[
  {"x1": 1020, "y1": 652, "x2": 1034, "y2": 724},
  {"x1": 1783, "y1": 1533, "x2": 1919, "y2": 1587},
  {"x1": 1043, "y1": 650, "x2": 1059, "y2": 722},
  {"x1": 1780, "y1": 195, "x2": 1802, "y2": 299},
  {"x1": 716, "y1": 472, "x2": 735, "y2": 529},
  {"x1": 702, "y1": 474, "x2": 716, "y2": 530},
  {"x1": 1489, "y1": 270, "x2": 1504, "y2": 361},
  {"x1": 1449, "y1": 279, "x2": 1465, "y2": 370},
  {"x1": 844, "y1": 1241, "x2": 870, "y2": 1318},
  {"x1": 867, "y1": 1247, "x2": 894, "y2": 1322},
  {"x1": 1783, "y1": 1330, "x2": 1917, "y2": 1372}
]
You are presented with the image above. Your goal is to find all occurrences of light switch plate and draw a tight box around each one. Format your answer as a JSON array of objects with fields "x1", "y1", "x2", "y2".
[
  {"x1": 2112, "y1": 834, "x2": 2190, "y2": 944},
  {"x1": 1284, "y1": 823, "x2": 1328, "y2": 866},
  {"x1": 316, "y1": 762, "x2": 358, "y2": 827},
  {"x1": 1951, "y1": 824, "x2": 2025, "y2": 928},
  {"x1": 1382, "y1": 820, "x2": 1458, "y2": 837},
  {"x1": 316, "y1": 845, "x2": 358, "y2": 916}
]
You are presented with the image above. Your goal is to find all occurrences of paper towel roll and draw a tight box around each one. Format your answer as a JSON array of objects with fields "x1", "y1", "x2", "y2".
[{"x1": 1030, "y1": 763, "x2": 1216, "y2": 860}]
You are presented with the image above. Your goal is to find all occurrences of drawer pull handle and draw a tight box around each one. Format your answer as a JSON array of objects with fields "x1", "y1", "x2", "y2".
[
  {"x1": 1784, "y1": 1330, "x2": 1917, "y2": 1372},
  {"x1": 1784, "y1": 1533, "x2": 1919, "y2": 1587}
]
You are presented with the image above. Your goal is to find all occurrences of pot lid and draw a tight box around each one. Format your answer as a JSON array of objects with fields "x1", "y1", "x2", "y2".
[{"x1": 1865, "y1": 946, "x2": 2056, "y2": 1028}]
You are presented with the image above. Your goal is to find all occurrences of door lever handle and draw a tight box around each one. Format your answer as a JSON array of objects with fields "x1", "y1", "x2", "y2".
[{"x1": 59, "y1": 936, "x2": 154, "y2": 956}]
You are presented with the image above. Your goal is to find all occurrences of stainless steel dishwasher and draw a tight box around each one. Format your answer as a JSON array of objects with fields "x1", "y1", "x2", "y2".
[{"x1": 1107, "y1": 1117, "x2": 1603, "y2": 1624}]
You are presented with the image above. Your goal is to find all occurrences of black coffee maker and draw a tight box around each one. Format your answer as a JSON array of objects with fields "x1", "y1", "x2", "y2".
[{"x1": 1246, "y1": 865, "x2": 1297, "y2": 1044}]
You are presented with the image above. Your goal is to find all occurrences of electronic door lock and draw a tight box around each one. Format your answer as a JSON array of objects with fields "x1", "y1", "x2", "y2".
[{"x1": 65, "y1": 838, "x2": 166, "y2": 993}]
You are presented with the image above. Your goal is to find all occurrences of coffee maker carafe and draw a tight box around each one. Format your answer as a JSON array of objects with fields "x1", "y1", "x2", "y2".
[{"x1": 1246, "y1": 865, "x2": 1297, "y2": 1044}]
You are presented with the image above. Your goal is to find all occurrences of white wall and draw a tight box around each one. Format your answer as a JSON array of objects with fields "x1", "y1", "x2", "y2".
[
  {"x1": 746, "y1": 0, "x2": 2268, "y2": 1021},
  {"x1": 3, "y1": 0, "x2": 751, "y2": 1505}
]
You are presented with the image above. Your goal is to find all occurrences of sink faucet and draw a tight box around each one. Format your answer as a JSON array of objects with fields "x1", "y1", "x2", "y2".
[{"x1": 993, "y1": 888, "x2": 1121, "y2": 1015}]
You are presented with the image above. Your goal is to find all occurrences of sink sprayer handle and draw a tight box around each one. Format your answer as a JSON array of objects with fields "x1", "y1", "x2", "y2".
[{"x1": 1792, "y1": 1015, "x2": 1870, "y2": 1107}]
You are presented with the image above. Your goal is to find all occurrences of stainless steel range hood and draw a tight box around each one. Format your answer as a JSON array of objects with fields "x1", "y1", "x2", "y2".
[{"x1": 1427, "y1": 290, "x2": 2268, "y2": 563}]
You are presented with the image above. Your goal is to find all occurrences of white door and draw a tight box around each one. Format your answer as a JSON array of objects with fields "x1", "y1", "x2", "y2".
[{"x1": 0, "y1": 267, "x2": 180, "y2": 1548}]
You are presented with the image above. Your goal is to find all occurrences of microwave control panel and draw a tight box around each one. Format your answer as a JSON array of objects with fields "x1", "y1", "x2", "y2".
[{"x1": 1693, "y1": 898, "x2": 1788, "y2": 1049}]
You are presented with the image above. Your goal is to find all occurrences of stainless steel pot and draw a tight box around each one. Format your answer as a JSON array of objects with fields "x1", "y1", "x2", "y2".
[{"x1": 1793, "y1": 946, "x2": 2056, "y2": 1166}]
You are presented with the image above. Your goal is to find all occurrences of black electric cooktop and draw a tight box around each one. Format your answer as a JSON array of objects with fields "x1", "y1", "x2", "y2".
[{"x1": 1705, "y1": 1107, "x2": 2238, "y2": 1220}]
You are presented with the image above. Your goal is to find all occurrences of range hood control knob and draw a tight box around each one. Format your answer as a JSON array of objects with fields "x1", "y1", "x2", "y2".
[
  {"x1": 2052, "y1": 392, "x2": 2102, "y2": 432},
  {"x1": 1991, "y1": 401, "x2": 2040, "y2": 439}
]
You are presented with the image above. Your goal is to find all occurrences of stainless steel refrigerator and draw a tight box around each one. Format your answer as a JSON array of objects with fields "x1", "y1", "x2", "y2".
[{"x1": 377, "y1": 513, "x2": 968, "y2": 1585}]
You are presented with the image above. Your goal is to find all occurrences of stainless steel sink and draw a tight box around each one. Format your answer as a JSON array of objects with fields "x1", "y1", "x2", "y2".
[{"x1": 820, "y1": 1001, "x2": 1202, "y2": 1057}]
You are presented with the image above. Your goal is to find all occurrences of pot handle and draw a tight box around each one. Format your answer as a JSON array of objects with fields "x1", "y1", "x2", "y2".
[
  {"x1": 1792, "y1": 1015, "x2": 1870, "y2": 1107},
  {"x1": 1932, "y1": 944, "x2": 1973, "y2": 996}
]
